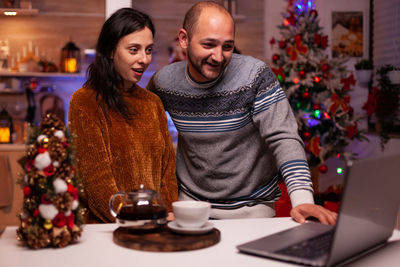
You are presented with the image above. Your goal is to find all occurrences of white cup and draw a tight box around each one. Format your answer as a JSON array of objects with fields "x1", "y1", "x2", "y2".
[{"x1": 172, "y1": 200, "x2": 211, "y2": 228}]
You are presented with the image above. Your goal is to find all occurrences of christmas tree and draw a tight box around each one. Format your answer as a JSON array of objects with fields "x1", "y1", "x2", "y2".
[
  {"x1": 16, "y1": 114, "x2": 84, "y2": 249},
  {"x1": 270, "y1": 0, "x2": 366, "y2": 175}
]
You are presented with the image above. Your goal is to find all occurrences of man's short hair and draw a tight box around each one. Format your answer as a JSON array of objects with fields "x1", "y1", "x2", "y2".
[{"x1": 183, "y1": 1, "x2": 233, "y2": 39}]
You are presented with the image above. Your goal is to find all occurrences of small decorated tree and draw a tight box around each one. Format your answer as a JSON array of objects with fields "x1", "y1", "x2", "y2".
[
  {"x1": 16, "y1": 114, "x2": 84, "y2": 249},
  {"x1": 270, "y1": 0, "x2": 367, "y2": 187}
]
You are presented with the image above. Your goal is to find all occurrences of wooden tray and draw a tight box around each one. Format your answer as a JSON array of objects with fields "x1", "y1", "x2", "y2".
[{"x1": 113, "y1": 225, "x2": 220, "y2": 252}]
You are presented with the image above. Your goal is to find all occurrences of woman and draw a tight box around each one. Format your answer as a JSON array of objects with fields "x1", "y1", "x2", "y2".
[{"x1": 69, "y1": 8, "x2": 178, "y2": 223}]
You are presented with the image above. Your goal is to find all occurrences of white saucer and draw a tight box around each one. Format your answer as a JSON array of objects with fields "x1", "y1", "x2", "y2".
[{"x1": 167, "y1": 221, "x2": 214, "y2": 235}]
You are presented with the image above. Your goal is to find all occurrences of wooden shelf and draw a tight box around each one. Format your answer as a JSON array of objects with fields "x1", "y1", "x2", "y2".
[
  {"x1": 0, "y1": 91, "x2": 24, "y2": 95},
  {"x1": 0, "y1": 143, "x2": 26, "y2": 152},
  {"x1": 0, "y1": 71, "x2": 85, "y2": 78},
  {"x1": 0, "y1": 8, "x2": 39, "y2": 16}
]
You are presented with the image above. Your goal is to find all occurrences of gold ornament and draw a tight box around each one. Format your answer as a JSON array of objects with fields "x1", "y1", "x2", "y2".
[
  {"x1": 42, "y1": 137, "x2": 49, "y2": 147},
  {"x1": 43, "y1": 219, "x2": 53, "y2": 230}
]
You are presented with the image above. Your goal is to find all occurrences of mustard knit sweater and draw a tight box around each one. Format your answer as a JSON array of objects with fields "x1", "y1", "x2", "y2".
[{"x1": 69, "y1": 86, "x2": 178, "y2": 223}]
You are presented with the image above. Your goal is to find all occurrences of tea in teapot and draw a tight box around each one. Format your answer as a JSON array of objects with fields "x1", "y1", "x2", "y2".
[{"x1": 109, "y1": 184, "x2": 167, "y2": 230}]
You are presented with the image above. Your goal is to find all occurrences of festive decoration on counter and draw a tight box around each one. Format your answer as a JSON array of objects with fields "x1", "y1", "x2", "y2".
[
  {"x1": 16, "y1": 113, "x2": 84, "y2": 249},
  {"x1": 271, "y1": 0, "x2": 367, "y2": 177}
]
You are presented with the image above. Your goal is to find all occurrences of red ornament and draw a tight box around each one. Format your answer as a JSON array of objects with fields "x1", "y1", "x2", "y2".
[
  {"x1": 319, "y1": 164, "x2": 328, "y2": 173},
  {"x1": 302, "y1": 131, "x2": 311, "y2": 140},
  {"x1": 23, "y1": 186, "x2": 31, "y2": 197},
  {"x1": 322, "y1": 73, "x2": 329, "y2": 79},
  {"x1": 279, "y1": 40, "x2": 287, "y2": 49},
  {"x1": 314, "y1": 76, "x2": 320, "y2": 83},
  {"x1": 299, "y1": 70, "x2": 306, "y2": 79},
  {"x1": 313, "y1": 103, "x2": 321, "y2": 110},
  {"x1": 321, "y1": 64, "x2": 330, "y2": 73},
  {"x1": 272, "y1": 54, "x2": 280, "y2": 62},
  {"x1": 302, "y1": 91, "x2": 311, "y2": 99},
  {"x1": 68, "y1": 184, "x2": 79, "y2": 200},
  {"x1": 33, "y1": 209, "x2": 40, "y2": 217},
  {"x1": 295, "y1": 34, "x2": 302, "y2": 42},
  {"x1": 310, "y1": 9, "x2": 318, "y2": 18}
]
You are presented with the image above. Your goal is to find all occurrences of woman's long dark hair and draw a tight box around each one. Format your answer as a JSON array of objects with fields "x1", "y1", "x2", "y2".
[{"x1": 85, "y1": 8, "x2": 155, "y2": 120}]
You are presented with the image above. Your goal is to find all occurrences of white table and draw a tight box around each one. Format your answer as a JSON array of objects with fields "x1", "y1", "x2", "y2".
[{"x1": 1, "y1": 218, "x2": 400, "y2": 267}]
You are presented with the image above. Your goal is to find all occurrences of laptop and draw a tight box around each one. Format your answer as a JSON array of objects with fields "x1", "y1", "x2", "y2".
[{"x1": 237, "y1": 154, "x2": 400, "y2": 266}]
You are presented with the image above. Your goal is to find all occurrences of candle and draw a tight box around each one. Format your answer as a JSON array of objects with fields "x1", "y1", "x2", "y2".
[
  {"x1": 64, "y1": 58, "x2": 77, "y2": 73},
  {"x1": 0, "y1": 127, "x2": 10, "y2": 143}
]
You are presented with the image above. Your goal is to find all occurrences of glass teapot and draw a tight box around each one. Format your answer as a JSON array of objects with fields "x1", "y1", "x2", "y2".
[{"x1": 109, "y1": 184, "x2": 168, "y2": 230}]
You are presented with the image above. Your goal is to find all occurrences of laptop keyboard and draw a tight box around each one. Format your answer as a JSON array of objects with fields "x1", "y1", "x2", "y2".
[{"x1": 276, "y1": 230, "x2": 334, "y2": 259}]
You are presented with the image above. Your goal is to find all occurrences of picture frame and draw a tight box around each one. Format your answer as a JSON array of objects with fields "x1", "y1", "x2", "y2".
[{"x1": 331, "y1": 11, "x2": 364, "y2": 58}]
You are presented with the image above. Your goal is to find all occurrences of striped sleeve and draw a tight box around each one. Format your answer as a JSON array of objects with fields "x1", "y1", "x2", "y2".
[{"x1": 280, "y1": 159, "x2": 314, "y2": 195}]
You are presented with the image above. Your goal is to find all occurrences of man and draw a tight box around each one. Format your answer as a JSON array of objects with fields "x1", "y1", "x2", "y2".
[{"x1": 148, "y1": 1, "x2": 336, "y2": 224}]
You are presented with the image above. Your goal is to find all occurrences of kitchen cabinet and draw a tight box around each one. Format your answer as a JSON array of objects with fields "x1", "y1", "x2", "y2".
[{"x1": 0, "y1": 144, "x2": 25, "y2": 227}]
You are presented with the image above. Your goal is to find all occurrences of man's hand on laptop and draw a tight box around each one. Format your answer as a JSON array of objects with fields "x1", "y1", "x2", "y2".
[{"x1": 290, "y1": 204, "x2": 337, "y2": 225}]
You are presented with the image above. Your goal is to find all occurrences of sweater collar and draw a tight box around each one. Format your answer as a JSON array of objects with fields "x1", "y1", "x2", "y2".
[{"x1": 184, "y1": 63, "x2": 225, "y2": 89}]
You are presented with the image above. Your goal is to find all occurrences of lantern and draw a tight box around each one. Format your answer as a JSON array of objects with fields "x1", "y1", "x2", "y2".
[
  {"x1": 60, "y1": 41, "x2": 81, "y2": 73},
  {"x1": 0, "y1": 108, "x2": 13, "y2": 143}
]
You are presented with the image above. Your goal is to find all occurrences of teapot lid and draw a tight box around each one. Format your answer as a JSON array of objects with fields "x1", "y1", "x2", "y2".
[{"x1": 128, "y1": 184, "x2": 158, "y2": 198}]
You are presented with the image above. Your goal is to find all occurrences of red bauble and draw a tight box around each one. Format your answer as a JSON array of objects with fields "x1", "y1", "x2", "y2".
[
  {"x1": 310, "y1": 9, "x2": 318, "y2": 18},
  {"x1": 322, "y1": 73, "x2": 329, "y2": 79},
  {"x1": 302, "y1": 131, "x2": 311, "y2": 140},
  {"x1": 23, "y1": 186, "x2": 31, "y2": 197},
  {"x1": 302, "y1": 91, "x2": 311, "y2": 99},
  {"x1": 319, "y1": 164, "x2": 328, "y2": 173},
  {"x1": 321, "y1": 64, "x2": 330, "y2": 73},
  {"x1": 272, "y1": 54, "x2": 280, "y2": 62},
  {"x1": 279, "y1": 40, "x2": 287, "y2": 49},
  {"x1": 299, "y1": 70, "x2": 306, "y2": 79},
  {"x1": 295, "y1": 34, "x2": 302, "y2": 42},
  {"x1": 312, "y1": 103, "x2": 321, "y2": 110},
  {"x1": 33, "y1": 209, "x2": 39, "y2": 217}
]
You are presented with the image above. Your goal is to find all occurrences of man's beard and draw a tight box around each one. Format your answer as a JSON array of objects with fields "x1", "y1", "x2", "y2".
[{"x1": 187, "y1": 48, "x2": 225, "y2": 82}]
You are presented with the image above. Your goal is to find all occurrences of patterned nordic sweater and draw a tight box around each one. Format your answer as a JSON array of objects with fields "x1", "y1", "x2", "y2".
[
  {"x1": 69, "y1": 86, "x2": 178, "y2": 223},
  {"x1": 148, "y1": 53, "x2": 314, "y2": 209}
]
